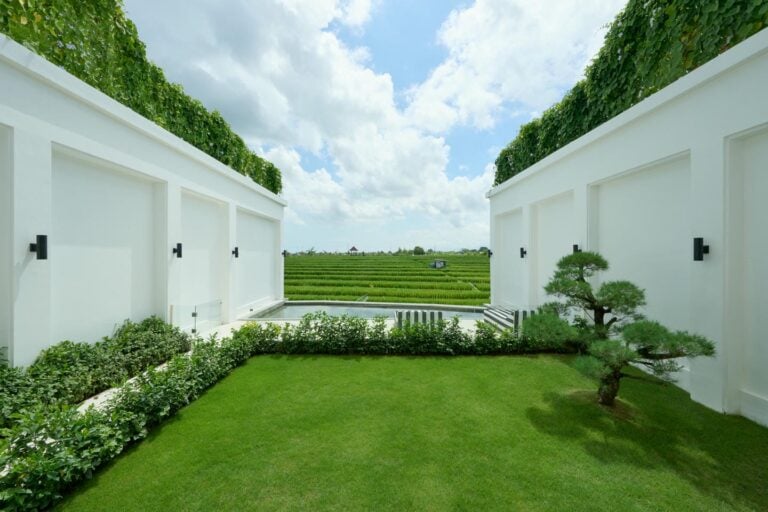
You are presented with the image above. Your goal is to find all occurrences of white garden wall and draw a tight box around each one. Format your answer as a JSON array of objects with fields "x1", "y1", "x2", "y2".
[
  {"x1": 488, "y1": 29, "x2": 768, "y2": 426},
  {"x1": 235, "y1": 208, "x2": 281, "y2": 318},
  {"x1": 0, "y1": 35, "x2": 285, "y2": 366}
]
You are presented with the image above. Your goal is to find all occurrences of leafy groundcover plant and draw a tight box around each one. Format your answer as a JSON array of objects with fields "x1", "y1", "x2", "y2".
[{"x1": 0, "y1": 317, "x2": 191, "y2": 433}]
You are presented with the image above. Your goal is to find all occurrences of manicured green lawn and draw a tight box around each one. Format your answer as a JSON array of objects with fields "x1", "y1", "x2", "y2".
[{"x1": 58, "y1": 356, "x2": 768, "y2": 511}]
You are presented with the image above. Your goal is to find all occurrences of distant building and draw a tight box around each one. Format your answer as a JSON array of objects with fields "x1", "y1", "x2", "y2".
[
  {"x1": 430, "y1": 259, "x2": 447, "y2": 269},
  {"x1": 348, "y1": 246, "x2": 359, "y2": 255}
]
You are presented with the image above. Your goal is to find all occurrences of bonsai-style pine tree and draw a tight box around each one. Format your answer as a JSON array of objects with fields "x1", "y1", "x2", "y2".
[{"x1": 542, "y1": 252, "x2": 715, "y2": 406}]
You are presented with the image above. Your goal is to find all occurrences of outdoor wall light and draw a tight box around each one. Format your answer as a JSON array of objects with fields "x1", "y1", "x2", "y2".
[
  {"x1": 172, "y1": 242, "x2": 183, "y2": 258},
  {"x1": 232, "y1": 247, "x2": 239, "y2": 258},
  {"x1": 282, "y1": 250, "x2": 288, "y2": 257},
  {"x1": 487, "y1": 249, "x2": 493, "y2": 258},
  {"x1": 520, "y1": 247, "x2": 527, "y2": 258},
  {"x1": 29, "y1": 234, "x2": 48, "y2": 260},
  {"x1": 572, "y1": 244, "x2": 582, "y2": 253},
  {"x1": 693, "y1": 237, "x2": 710, "y2": 261}
]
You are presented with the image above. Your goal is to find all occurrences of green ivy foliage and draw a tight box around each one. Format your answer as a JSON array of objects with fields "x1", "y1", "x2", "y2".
[
  {"x1": 494, "y1": 0, "x2": 768, "y2": 185},
  {"x1": 0, "y1": 0, "x2": 282, "y2": 194}
]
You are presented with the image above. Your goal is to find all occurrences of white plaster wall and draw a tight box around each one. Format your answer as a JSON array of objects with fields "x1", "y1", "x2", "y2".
[
  {"x1": 10, "y1": 130, "x2": 52, "y2": 367},
  {"x1": 729, "y1": 127, "x2": 768, "y2": 425},
  {"x1": 488, "y1": 29, "x2": 768, "y2": 425},
  {"x1": 51, "y1": 150, "x2": 160, "y2": 343},
  {"x1": 532, "y1": 192, "x2": 575, "y2": 306},
  {"x1": 0, "y1": 125, "x2": 11, "y2": 361},
  {"x1": 179, "y1": 191, "x2": 227, "y2": 328},
  {"x1": 492, "y1": 209, "x2": 524, "y2": 307},
  {"x1": 594, "y1": 156, "x2": 692, "y2": 332},
  {"x1": 235, "y1": 209, "x2": 279, "y2": 315},
  {"x1": 0, "y1": 35, "x2": 285, "y2": 365}
]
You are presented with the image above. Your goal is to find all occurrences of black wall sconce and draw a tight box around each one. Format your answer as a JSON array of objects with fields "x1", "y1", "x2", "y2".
[
  {"x1": 172, "y1": 243, "x2": 183, "y2": 258},
  {"x1": 487, "y1": 249, "x2": 493, "y2": 258},
  {"x1": 572, "y1": 244, "x2": 582, "y2": 253},
  {"x1": 282, "y1": 250, "x2": 288, "y2": 257},
  {"x1": 520, "y1": 247, "x2": 527, "y2": 258},
  {"x1": 29, "y1": 234, "x2": 48, "y2": 260},
  {"x1": 693, "y1": 237, "x2": 710, "y2": 261},
  {"x1": 232, "y1": 247, "x2": 239, "y2": 258}
]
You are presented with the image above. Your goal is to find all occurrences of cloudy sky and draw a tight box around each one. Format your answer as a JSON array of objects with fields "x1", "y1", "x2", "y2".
[{"x1": 122, "y1": 0, "x2": 626, "y2": 252}]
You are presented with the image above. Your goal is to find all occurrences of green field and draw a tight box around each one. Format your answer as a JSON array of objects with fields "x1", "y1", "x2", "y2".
[
  {"x1": 58, "y1": 356, "x2": 768, "y2": 511},
  {"x1": 284, "y1": 254, "x2": 490, "y2": 305}
]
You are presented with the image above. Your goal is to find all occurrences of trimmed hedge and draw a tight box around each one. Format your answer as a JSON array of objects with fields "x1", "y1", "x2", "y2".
[
  {"x1": 0, "y1": 0, "x2": 281, "y2": 194},
  {"x1": 495, "y1": 0, "x2": 768, "y2": 185}
]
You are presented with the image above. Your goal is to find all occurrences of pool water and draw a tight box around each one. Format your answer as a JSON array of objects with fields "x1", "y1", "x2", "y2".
[{"x1": 250, "y1": 303, "x2": 484, "y2": 322}]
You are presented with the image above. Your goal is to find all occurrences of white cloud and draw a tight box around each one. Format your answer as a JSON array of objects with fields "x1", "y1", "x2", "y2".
[
  {"x1": 405, "y1": 0, "x2": 626, "y2": 132},
  {"x1": 122, "y1": 0, "x2": 624, "y2": 250}
]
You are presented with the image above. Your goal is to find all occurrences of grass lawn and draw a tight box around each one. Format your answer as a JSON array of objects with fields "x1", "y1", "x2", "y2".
[{"x1": 58, "y1": 356, "x2": 768, "y2": 511}]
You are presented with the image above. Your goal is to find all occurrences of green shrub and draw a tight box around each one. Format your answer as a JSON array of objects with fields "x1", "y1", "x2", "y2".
[
  {"x1": 0, "y1": 405, "x2": 129, "y2": 511},
  {"x1": 0, "y1": 366, "x2": 47, "y2": 430},
  {"x1": 0, "y1": 317, "x2": 191, "y2": 435},
  {"x1": 520, "y1": 314, "x2": 579, "y2": 352}
]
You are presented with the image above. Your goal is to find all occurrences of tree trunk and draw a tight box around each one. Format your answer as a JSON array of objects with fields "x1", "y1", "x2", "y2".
[
  {"x1": 598, "y1": 370, "x2": 622, "y2": 406},
  {"x1": 593, "y1": 307, "x2": 608, "y2": 339}
]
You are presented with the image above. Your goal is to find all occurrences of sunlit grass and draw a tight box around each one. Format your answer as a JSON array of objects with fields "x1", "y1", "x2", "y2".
[{"x1": 59, "y1": 356, "x2": 768, "y2": 511}]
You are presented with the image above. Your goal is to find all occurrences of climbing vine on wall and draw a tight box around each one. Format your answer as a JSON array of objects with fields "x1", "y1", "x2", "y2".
[
  {"x1": 0, "y1": 0, "x2": 282, "y2": 194},
  {"x1": 494, "y1": 0, "x2": 768, "y2": 186}
]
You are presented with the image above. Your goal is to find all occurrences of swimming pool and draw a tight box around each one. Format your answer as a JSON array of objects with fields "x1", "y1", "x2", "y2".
[{"x1": 249, "y1": 301, "x2": 485, "y2": 322}]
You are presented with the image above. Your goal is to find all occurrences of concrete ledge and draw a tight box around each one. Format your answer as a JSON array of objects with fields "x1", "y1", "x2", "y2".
[{"x1": 740, "y1": 389, "x2": 768, "y2": 426}]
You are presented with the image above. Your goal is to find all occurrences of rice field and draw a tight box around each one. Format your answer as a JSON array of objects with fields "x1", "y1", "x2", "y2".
[{"x1": 284, "y1": 254, "x2": 490, "y2": 306}]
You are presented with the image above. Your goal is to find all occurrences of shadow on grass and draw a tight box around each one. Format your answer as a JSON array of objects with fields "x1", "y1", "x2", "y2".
[{"x1": 525, "y1": 363, "x2": 768, "y2": 511}]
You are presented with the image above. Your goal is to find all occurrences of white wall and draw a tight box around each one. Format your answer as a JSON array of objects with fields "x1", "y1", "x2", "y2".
[
  {"x1": 488, "y1": 29, "x2": 768, "y2": 425},
  {"x1": 492, "y1": 209, "x2": 524, "y2": 307},
  {"x1": 0, "y1": 35, "x2": 286, "y2": 366},
  {"x1": 727, "y1": 127, "x2": 768, "y2": 424},
  {"x1": 179, "y1": 191, "x2": 227, "y2": 330},
  {"x1": 0, "y1": 125, "x2": 11, "y2": 361},
  {"x1": 235, "y1": 208, "x2": 280, "y2": 316},
  {"x1": 51, "y1": 150, "x2": 160, "y2": 343},
  {"x1": 531, "y1": 192, "x2": 575, "y2": 307},
  {"x1": 594, "y1": 156, "x2": 691, "y2": 334}
]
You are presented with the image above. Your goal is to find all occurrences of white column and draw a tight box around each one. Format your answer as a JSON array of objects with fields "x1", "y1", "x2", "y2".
[
  {"x1": 573, "y1": 184, "x2": 589, "y2": 252},
  {"x1": 10, "y1": 129, "x2": 52, "y2": 366},
  {"x1": 526, "y1": 203, "x2": 538, "y2": 308},
  {"x1": 687, "y1": 140, "x2": 728, "y2": 412},
  {"x1": 165, "y1": 182, "x2": 182, "y2": 326},
  {"x1": 0, "y1": 127, "x2": 12, "y2": 363},
  {"x1": 276, "y1": 215, "x2": 285, "y2": 301},
  {"x1": 223, "y1": 202, "x2": 237, "y2": 323},
  {"x1": 521, "y1": 204, "x2": 532, "y2": 309},
  {"x1": 489, "y1": 207, "x2": 497, "y2": 305}
]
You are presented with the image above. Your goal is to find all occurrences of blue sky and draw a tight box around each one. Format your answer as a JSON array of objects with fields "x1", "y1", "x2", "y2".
[{"x1": 123, "y1": 0, "x2": 626, "y2": 252}]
